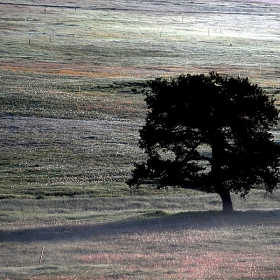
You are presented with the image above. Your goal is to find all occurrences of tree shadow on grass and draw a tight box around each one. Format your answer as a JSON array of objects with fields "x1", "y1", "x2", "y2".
[{"x1": 1, "y1": 209, "x2": 279, "y2": 243}]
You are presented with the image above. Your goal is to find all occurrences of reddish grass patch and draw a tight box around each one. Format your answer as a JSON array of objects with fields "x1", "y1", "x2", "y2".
[
  {"x1": 77, "y1": 251, "x2": 280, "y2": 279},
  {"x1": 0, "y1": 60, "x2": 138, "y2": 78},
  {"x1": 74, "y1": 229, "x2": 280, "y2": 279}
]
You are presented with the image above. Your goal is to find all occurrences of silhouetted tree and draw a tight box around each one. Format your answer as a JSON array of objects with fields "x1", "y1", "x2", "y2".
[{"x1": 127, "y1": 72, "x2": 280, "y2": 212}]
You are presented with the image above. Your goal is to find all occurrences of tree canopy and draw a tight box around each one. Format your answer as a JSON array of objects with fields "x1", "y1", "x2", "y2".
[{"x1": 127, "y1": 72, "x2": 280, "y2": 212}]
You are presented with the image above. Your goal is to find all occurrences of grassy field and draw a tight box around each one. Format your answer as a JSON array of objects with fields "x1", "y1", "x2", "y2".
[
  {"x1": 1, "y1": 192, "x2": 280, "y2": 279},
  {"x1": 1, "y1": 0, "x2": 280, "y2": 279},
  {"x1": 1, "y1": 0, "x2": 280, "y2": 197}
]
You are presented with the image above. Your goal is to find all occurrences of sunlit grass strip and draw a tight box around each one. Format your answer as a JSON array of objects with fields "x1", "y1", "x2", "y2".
[
  {"x1": 77, "y1": 251, "x2": 280, "y2": 279},
  {"x1": 72, "y1": 227, "x2": 280, "y2": 279}
]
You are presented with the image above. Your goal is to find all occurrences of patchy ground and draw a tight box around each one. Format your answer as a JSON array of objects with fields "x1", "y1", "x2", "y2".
[
  {"x1": 1, "y1": 0, "x2": 280, "y2": 279},
  {"x1": 1, "y1": 206, "x2": 280, "y2": 279}
]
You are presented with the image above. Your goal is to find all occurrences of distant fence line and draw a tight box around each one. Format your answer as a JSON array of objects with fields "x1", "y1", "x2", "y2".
[{"x1": 0, "y1": 2, "x2": 80, "y2": 10}]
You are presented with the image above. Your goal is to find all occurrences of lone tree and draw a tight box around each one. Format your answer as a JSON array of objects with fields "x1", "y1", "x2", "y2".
[{"x1": 127, "y1": 72, "x2": 280, "y2": 212}]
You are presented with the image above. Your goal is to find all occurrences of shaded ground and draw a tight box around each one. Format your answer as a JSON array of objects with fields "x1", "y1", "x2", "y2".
[
  {"x1": 1, "y1": 209, "x2": 280, "y2": 243},
  {"x1": 1, "y1": 208, "x2": 280, "y2": 279}
]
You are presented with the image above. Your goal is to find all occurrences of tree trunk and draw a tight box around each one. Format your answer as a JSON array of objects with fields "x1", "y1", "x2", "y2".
[
  {"x1": 210, "y1": 139, "x2": 234, "y2": 213},
  {"x1": 218, "y1": 189, "x2": 233, "y2": 213}
]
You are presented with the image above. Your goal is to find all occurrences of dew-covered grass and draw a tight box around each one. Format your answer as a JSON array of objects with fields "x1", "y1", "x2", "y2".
[
  {"x1": 1, "y1": 194, "x2": 280, "y2": 279},
  {"x1": 1, "y1": 1, "x2": 280, "y2": 278},
  {"x1": 1, "y1": 0, "x2": 280, "y2": 86},
  {"x1": 1, "y1": 0, "x2": 280, "y2": 196}
]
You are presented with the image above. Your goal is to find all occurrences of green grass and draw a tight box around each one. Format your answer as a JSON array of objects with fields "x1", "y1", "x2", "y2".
[
  {"x1": 1, "y1": 0, "x2": 280, "y2": 197},
  {"x1": 0, "y1": 79, "x2": 147, "y2": 197},
  {"x1": 1, "y1": 0, "x2": 280, "y2": 87},
  {"x1": 1, "y1": 193, "x2": 280, "y2": 279},
  {"x1": 1, "y1": 1, "x2": 280, "y2": 278}
]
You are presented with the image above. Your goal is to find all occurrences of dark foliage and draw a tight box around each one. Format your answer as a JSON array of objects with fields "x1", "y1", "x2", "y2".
[{"x1": 127, "y1": 72, "x2": 280, "y2": 212}]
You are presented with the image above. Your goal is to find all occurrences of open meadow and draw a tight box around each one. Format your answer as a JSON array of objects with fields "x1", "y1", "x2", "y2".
[
  {"x1": 1, "y1": 0, "x2": 280, "y2": 279},
  {"x1": 0, "y1": 193, "x2": 280, "y2": 279}
]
